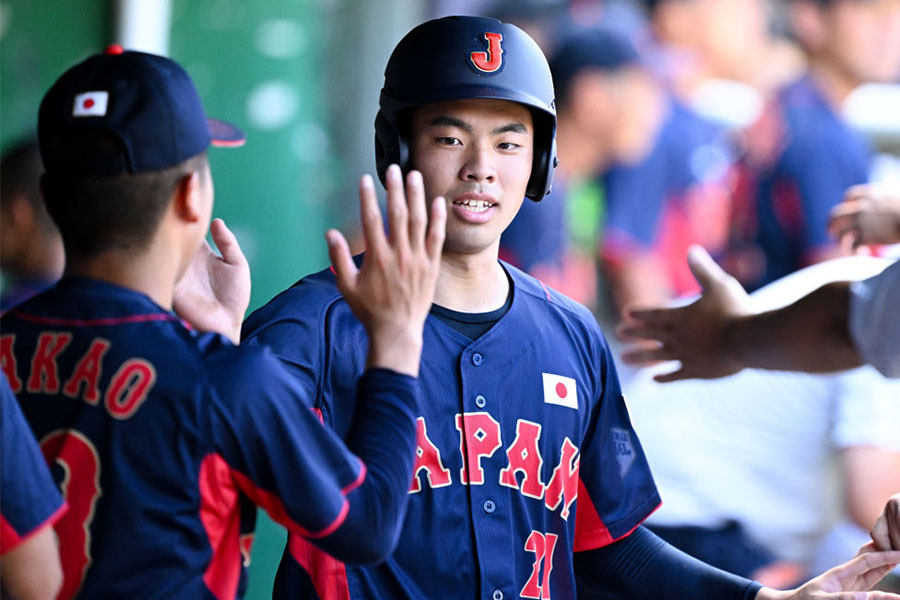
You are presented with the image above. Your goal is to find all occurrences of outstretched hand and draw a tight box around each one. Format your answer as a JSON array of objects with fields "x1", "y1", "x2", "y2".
[
  {"x1": 829, "y1": 184, "x2": 900, "y2": 251},
  {"x1": 756, "y1": 548, "x2": 900, "y2": 600},
  {"x1": 173, "y1": 218, "x2": 251, "y2": 344},
  {"x1": 617, "y1": 245, "x2": 753, "y2": 382},
  {"x1": 326, "y1": 164, "x2": 446, "y2": 377}
]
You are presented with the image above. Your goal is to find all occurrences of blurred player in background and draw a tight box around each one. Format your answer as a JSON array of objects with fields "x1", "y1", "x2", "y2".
[
  {"x1": 727, "y1": 0, "x2": 900, "y2": 290},
  {"x1": 618, "y1": 180, "x2": 900, "y2": 380},
  {"x1": 0, "y1": 140, "x2": 63, "y2": 311},
  {"x1": 500, "y1": 27, "x2": 663, "y2": 310},
  {"x1": 600, "y1": 0, "x2": 777, "y2": 317}
]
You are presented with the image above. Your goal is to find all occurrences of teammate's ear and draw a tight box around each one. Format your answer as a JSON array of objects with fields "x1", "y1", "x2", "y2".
[{"x1": 173, "y1": 171, "x2": 204, "y2": 223}]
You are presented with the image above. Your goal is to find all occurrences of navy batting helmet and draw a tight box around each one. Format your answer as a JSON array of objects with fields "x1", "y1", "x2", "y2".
[{"x1": 375, "y1": 16, "x2": 558, "y2": 202}]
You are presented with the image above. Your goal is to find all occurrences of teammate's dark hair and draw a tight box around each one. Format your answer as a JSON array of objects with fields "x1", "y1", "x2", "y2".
[
  {"x1": 41, "y1": 130, "x2": 208, "y2": 257},
  {"x1": 1, "y1": 140, "x2": 45, "y2": 214}
]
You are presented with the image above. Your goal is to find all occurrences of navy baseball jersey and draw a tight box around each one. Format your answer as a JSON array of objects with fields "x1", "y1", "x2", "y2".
[
  {"x1": 602, "y1": 98, "x2": 734, "y2": 297},
  {"x1": 0, "y1": 374, "x2": 66, "y2": 554},
  {"x1": 729, "y1": 75, "x2": 871, "y2": 290},
  {"x1": 0, "y1": 277, "x2": 419, "y2": 600},
  {"x1": 243, "y1": 260, "x2": 661, "y2": 600}
]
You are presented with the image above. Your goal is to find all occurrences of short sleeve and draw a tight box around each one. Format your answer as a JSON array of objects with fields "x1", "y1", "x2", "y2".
[
  {"x1": 206, "y1": 347, "x2": 367, "y2": 539},
  {"x1": 1, "y1": 377, "x2": 66, "y2": 554},
  {"x1": 573, "y1": 341, "x2": 660, "y2": 552},
  {"x1": 850, "y1": 261, "x2": 900, "y2": 378}
]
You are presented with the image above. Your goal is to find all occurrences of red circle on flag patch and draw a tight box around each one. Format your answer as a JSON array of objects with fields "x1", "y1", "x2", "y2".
[
  {"x1": 84, "y1": 98, "x2": 95, "y2": 109},
  {"x1": 555, "y1": 382, "x2": 567, "y2": 398}
]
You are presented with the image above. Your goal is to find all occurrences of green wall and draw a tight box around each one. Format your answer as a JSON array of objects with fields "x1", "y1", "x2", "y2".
[
  {"x1": 171, "y1": 0, "x2": 335, "y2": 312},
  {"x1": 0, "y1": 1, "x2": 111, "y2": 147}
]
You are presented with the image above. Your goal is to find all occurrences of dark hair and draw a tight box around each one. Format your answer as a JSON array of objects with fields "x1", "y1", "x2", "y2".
[
  {"x1": 550, "y1": 28, "x2": 642, "y2": 107},
  {"x1": 41, "y1": 130, "x2": 207, "y2": 257},
  {"x1": 1, "y1": 140, "x2": 44, "y2": 210}
]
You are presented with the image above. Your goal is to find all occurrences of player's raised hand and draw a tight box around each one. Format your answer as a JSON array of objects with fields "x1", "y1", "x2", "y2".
[
  {"x1": 871, "y1": 494, "x2": 900, "y2": 552},
  {"x1": 829, "y1": 184, "x2": 900, "y2": 251},
  {"x1": 617, "y1": 245, "x2": 752, "y2": 382},
  {"x1": 174, "y1": 218, "x2": 251, "y2": 344},
  {"x1": 326, "y1": 164, "x2": 446, "y2": 377},
  {"x1": 754, "y1": 549, "x2": 900, "y2": 600}
]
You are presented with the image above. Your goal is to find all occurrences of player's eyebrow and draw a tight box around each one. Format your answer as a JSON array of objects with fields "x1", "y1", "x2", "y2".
[
  {"x1": 491, "y1": 122, "x2": 529, "y2": 135},
  {"x1": 428, "y1": 116, "x2": 473, "y2": 133},
  {"x1": 427, "y1": 117, "x2": 529, "y2": 136}
]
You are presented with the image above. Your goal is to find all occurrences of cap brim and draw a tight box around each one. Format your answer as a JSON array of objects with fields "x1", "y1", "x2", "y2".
[{"x1": 207, "y1": 117, "x2": 246, "y2": 147}]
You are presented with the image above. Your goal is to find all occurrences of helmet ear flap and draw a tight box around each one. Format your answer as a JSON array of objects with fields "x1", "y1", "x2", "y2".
[
  {"x1": 525, "y1": 116, "x2": 557, "y2": 202},
  {"x1": 375, "y1": 110, "x2": 409, "y2": 186}
]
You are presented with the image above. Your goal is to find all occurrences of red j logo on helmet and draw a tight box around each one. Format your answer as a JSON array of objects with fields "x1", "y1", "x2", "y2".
[{"x1": 469, "y1": 32, "x2": 504, "y2": 73}]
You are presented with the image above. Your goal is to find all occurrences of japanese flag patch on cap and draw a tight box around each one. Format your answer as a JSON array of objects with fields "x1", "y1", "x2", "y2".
[
  {"x1": 73, "y1": 91, "x2": 109, "y2": 117},
  {"x1": 542, "y1": 373, "x2": 577, "y2": 410}
]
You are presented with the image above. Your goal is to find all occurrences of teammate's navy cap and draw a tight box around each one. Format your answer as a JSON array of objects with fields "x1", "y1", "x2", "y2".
[
  {"x1": 550, "y1": 29, "x2": 642, "y2": 102},
  {"x1": 39, "y1": 45, "x2": 244, "y2": 176},
  {"x1": 376, "y1": 16, "x2": 558, "y2": 202}
]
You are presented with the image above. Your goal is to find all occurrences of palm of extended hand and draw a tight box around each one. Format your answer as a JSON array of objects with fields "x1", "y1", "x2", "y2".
[
  {"x1": 618, "y1": 246, "x2": 752, "y2": 382},
  {"x1": 173, "y1": 218, "x2": 250, "y2": 344}
]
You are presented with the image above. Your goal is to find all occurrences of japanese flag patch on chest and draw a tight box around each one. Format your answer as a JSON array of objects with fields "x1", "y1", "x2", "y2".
[{"x1": 542, "y1": 373, "x2": 577, "y2": 410}]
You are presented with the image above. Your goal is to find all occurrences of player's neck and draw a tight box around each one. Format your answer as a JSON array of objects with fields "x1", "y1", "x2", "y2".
[
  {"x1": 64, "y1": 242, "x2": 180, "y2": 311},
  {"x1": 807, "y1": 60, "x2": 861, "y2": 112},
  {"x1": 434, "y1": 252, "x2": 509, "y2": 313}
]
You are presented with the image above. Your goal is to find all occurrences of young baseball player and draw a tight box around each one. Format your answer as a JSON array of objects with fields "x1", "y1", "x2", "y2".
[
  {"x1": 243, "y1": 16, "x2": 900, "y2": 600},
  {"x1": 0, "y1": 46, "x2": 445, "y2": 599}
]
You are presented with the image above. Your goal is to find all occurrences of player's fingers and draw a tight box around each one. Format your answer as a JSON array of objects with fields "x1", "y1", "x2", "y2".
[
  {"x1": 209, "y1": 218, "x2": 248, "y2": 267},
  {"x1": 425, "y1": 196, "x2": 447, "y2": 265},
  {"x1": 617, "y1": 311, "x2": 678, "y2": 342},
  {"x1": 686, "y1": 245, "x2": 728, "y2": 292},
  {"x1": 819, "y1": 593, "x2": 890, "y2": 600},
  {"x1": 358, "y1": 174, "x2": 388, "y2": 255},
  {"x1": 622, "y1": 306, "x2": 675, "y2": 327},
  {"x1": 833, "y1": 550, "x2": 900, "y2": 587},
  {"x1": 325, "y1": 229, "x2": 358, "y2": 293},
  {"x1": 406, "y1": 170, "x2": 427, "y2": 250},
  {"x1": 620, "y1": 345, "x2": 674, "y2": 366},
  {"x1": 385, "y1": 164, "x2": 409, "y2": 249},
  {"x1": 888, "y1": 497, "x2": 900, "y2": 550},
  {"x1": 653, "y1": 368, "x2": 690, "y2": 384},
  {"x1": 615, "y1": 320, "x2": 670, "y2": 343},
  {"x1": 871, "y1": 518, "x2": 891, "y2": 552},
  {"x1": 843, "y1": 184, "x2": 871, "y2": 201}
]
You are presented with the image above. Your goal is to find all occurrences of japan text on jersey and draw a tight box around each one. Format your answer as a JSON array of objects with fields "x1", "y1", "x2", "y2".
[{"x1": 243, "y1": 261, "x2": 661, "y2": 600}]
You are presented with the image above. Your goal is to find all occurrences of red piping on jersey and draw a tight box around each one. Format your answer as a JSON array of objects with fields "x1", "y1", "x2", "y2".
[
  {"x1": 538, "y1": 281, "x2": 552, "y2": 303},
  {"x1": 572, "y1": 477, "x2": 661, "y2": 552},
  {"x1": 340, "y1": 458, "x2": 366, "y2": 495},
  {"x1": 0, "y1": 502, "x2": 68, "y2": 555},
  {"x1": 10, "y1": 310, "x2": 177, "y2": 328},
  {"x1": 288, "y1": 533, "x2": 351, "y2": 600}
]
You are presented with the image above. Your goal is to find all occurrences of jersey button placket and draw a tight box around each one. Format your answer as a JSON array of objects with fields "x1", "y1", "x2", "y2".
[{"x1": 472, "y1": 352, "x2": 483, "y2": 366}]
